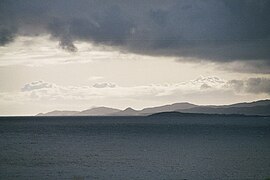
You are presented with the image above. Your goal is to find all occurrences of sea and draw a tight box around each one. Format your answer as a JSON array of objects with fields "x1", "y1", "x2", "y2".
[{"x1": 0, "y1": 116, "x2": 270, "y2": 180}]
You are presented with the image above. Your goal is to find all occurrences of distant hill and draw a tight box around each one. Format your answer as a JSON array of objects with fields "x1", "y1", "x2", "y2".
[
  {"x1": 76, "y1": 107, "x2": 120, "y2": 116},
  {"x1": 37, "y1": 107, "x2": 120, "y2": 116},
  {"x1": 36, "y1": 99, "x2": 270, "y2": 116},
  {"x1": 110, "y1": 102, "x2": 198, "y2": 116},
  {"x1": 179, "y1": 100, "x2": 270, "y2": 116},
  {"x1": 36, "y1": 110, "x2": 79, "y2": 116},
  {"x1": 138, "y1": 102, "x2": 198, "y2": 115},
  {"x1": 110, "y1": 107, "x2": 140, "y2": 116},
  {"x1": 220, "y1": 99, "x2": 270, "y2": 108}
]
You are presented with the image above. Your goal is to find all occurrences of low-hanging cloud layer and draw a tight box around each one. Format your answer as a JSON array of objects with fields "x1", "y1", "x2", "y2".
[
  {"x1": 1, "y1": 76, "x2": 269, "y2": 115},
  {"x1": 1, "y1": 0, "x2": 270, "y2": 72},
  {"x1": 3, "y1": 76, "x2": 270, "y2": 105}
]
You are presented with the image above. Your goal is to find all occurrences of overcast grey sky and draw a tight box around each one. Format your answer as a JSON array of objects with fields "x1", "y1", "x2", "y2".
[{"x1": 0, "y1": 0, "x2": 270, "y2": 115}]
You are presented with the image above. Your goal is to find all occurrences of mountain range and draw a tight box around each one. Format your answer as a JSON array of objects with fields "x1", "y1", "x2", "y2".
[{"x1": 36, "y1": 99, "x2": 270, "y2": 116}]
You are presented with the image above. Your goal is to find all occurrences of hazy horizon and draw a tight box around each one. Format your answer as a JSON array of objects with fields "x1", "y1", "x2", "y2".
[
  {"x1": 1, "y1": 0, "x2": 270, "y2": 115},
  {"x1": 0, "y1": 98, "x2": 267, "y2": 116}
]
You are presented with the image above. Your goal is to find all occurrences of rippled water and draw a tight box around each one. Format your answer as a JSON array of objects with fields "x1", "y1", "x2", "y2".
[{"x1": 0, "y1": 116, "x2": 270, "y2": 180}]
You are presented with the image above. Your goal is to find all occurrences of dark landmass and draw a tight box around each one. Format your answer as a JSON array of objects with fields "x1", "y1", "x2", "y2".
[
  {"x1": 147, "y1": 111, "x2": 268, "y2": 118},
  {"x1": 180, "y1": 104, "x2": 270, "y2": 116}
]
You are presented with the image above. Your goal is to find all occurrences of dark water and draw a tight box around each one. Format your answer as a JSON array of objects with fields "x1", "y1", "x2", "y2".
[{"x1": 0, "y1": 116, "x2": 270, "y2": 180}]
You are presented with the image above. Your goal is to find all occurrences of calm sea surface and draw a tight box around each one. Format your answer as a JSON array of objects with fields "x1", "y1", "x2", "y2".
[{"x1": 0, "y1": 116, "x2": 270, "y2": 180}]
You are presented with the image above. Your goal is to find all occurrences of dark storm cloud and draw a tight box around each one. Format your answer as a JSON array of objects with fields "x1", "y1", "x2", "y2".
[
  {"x1": 218, "y1": 60, "x2": 270, "y2": 74},
  {"x1": 226, "y1": 78, "x2": 270, "y2": 94},
  {"x1": 0, "y1": 28, "x2": 16, "y2": 45},
  {"x1": 0, "y1": 0, "x2": 270, "y2": 68}
]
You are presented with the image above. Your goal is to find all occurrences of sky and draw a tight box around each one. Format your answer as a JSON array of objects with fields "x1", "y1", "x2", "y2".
[{"x1": 0, "y1": 0, "x2": 270, "y2": 115}]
